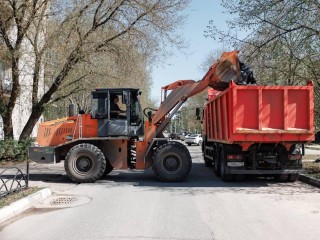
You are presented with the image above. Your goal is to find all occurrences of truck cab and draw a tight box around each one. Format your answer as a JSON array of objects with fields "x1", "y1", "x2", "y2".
[{"x1": 90, "y1": 88, "x2": 144, "y2": 137}]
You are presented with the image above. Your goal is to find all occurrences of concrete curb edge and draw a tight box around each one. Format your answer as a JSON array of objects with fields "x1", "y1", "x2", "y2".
[
  {"x1": 0, "y1": 188, "x2": 52, "y2": 225},
  {"x1": 299, "y1": 174, "x2": 320, "y2": 188}
]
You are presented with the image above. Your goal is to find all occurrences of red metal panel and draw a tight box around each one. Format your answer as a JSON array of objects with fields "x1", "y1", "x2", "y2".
[
  {"x1": 213, "y1": 100, "x2": 217, "y2": 140},
  {"x1": 261, "y1": 89, "x2": 284, "y2": 130},
  {"x1": 204, "y1": 81, "x2": 314, "y2": 146},
  {"x1": 287, "y1": 89, "x2": 308, "y2": 130},
  {"x1": 284, "y1": 89, "x2": 288, "y2": 130},
  {"x1": 235, "y1": 89, "x2": 259, "y2": 130},
  {"x1": 258, "y1": 89, "x2": 262, "y2": 131},
  {"x1": 309, "y1": 82, "x2": 315, "y2": 131},
  {"x1": 222, "y1": 94, "x2": 228, "y2": 140}
]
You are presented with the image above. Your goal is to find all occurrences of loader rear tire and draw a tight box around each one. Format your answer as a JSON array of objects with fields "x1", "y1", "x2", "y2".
[
  {"x1": 152, "y1": 142, "x2": 192, "y2": 182},
  {"x1": 65, "y1": 143, "x2": 106, "y2": 183},
  {"x1": 103, "y1": 160, "x2": 113, "y2": 176}
]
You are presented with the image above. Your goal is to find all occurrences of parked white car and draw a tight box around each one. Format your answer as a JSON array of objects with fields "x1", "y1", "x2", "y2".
[
  {"x1": 179, "y1": 133, "x2": 188, "y2": 141},
  {"x1": 185, "y1": 134, "x2": 202, "y2": 146}
]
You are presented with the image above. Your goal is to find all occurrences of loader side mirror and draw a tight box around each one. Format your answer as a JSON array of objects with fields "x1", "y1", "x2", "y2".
[
  {"x1": 69, "y1": 103, "x2": 76, "y2": 117},
  {"x1": 196, "y1": 107, "x2": 201, "y2": 120},
  {"x1": 147, "y1": 111, "x2": 152, "y2": 122},
  {"x1": 123, "y1": 91, "x2": 129, "y2": 104}
]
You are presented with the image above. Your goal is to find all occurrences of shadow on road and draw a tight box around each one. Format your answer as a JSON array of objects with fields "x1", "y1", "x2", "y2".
[
  {"x1": 5, "y1": 161, "x2": 319, "y2": 196},
  {"x1": 97, "y1": 162, "x2": 320, "y2": 196}
]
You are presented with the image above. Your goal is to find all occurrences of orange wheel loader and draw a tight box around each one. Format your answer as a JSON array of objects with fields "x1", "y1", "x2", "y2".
[{"x1": 28, "y1": 51, "x2": 244, "y2": 183}]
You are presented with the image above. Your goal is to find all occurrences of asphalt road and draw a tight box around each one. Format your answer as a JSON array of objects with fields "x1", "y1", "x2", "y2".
[{"x1": 1, "y1": 143, "x2": 320, "y2": 240}]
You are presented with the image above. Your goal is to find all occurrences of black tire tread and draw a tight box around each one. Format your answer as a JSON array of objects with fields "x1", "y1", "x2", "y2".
[
  {"x1": 152, "y1": 141, "x2": 192, "y2": 182},
  {"x1": 288, "y1": 173, "x2": 299, "y2": 182},
  {"x1": 204, "y1": 157, "x2": 213, "y2": 167},
  {"x1": 274, "y1": 174, "x2": 289, "y2": 182},
  {"x1": 103, "y1": 160, "x2": 113, "y2": 176},
  {"x1": 65, "y1": 143, "x2": 106, "y2": 183},
  {"x1": 219, "y1": 145, "x2": 234, "y2": 182}
]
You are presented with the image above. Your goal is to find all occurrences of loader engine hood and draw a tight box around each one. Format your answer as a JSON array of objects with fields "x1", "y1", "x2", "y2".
[{"x1": 36, "y1": 114, "x2": 98, "y2": 147}]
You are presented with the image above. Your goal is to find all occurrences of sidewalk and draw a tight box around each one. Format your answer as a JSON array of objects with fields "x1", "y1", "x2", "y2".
[
  {"x1": 0, "y1": 161, "x2": 74, "y2": 225},
  {"x1": 305, "y1": 143, "x2": 320, "y2": 151}
]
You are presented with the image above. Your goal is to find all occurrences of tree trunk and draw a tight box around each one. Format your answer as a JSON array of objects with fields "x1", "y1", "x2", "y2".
[
  {"x1": 3, "y1": 53, "x2": 20, "y2": 139},
  {"x1": 19, "y1": 104, "x2": 44, "y2": 140},
  {"x1": 19, "y1": 50, "x2": 81, "y2": 140}
]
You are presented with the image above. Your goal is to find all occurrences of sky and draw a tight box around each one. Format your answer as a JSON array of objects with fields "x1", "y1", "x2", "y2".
[{"x1": 150, "y1": 0, "x2": 232, "y2": 101}]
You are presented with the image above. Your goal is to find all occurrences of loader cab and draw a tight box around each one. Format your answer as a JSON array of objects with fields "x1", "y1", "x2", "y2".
[{"x1": 91, "y1": 88, "x2": 144, "y2": 137}]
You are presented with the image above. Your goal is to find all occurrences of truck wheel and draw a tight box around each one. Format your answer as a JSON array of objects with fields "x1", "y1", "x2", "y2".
[
  {"x1": 204, "y1": 157, "x2": 213, "y2": 167},
  {"x1": 219, "y1": 146, "x2": 234, "y2": 182},
  {"x1": 274, "y1": 174, "x2": 288, "y2": 182},
  {"x1": 65, "y1": 143, "x2": 106, "y2": 183},
  {"x1": 288, "y1": 173, "x2": 299, "y2": 182},
  {"x1": 234, "y1": 174, "x2": 245, "y2": 181},
  {"x1": 187, "y1": 143, "x2": 191, "y2": 146},
  {"x1": 152, "y1": 142, "x2": 192, "y2": 182},
  {"x1": 213, "y1": 144, "x2": 220, "y2": 177}
]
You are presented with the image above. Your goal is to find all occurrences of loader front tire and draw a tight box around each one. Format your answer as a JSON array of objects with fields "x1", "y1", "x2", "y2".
[
  {"x1": 65, "y1": 143, "x2": 106, "y2": 183},
  {"x1": 152, "y1": 142, "x2": 192, "y2": 182}
]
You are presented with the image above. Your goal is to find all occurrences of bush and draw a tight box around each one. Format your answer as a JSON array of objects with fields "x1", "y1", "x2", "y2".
[{"x1": 0, "y1": 138, "x2": 33, "y2": 161}]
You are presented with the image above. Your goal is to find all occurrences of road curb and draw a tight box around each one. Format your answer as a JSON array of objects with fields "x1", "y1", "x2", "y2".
[
  {"x1": 299, "y1": 174, "x2": 320, "y2": 188},
  {"x1": 0, "y1": 188, "x2": 51, "y2": 225}
]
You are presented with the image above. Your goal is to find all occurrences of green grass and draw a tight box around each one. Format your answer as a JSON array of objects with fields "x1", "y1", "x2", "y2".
[{"x1": 0, "y1": 187, "x2": 41, "y2": 208}]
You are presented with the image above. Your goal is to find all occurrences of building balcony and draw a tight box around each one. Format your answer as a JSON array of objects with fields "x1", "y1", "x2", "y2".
[
  {"x1": 1, "y1": 78, "x2": 12, "y2": 97},
  {"x1": 2, "y1": 78, "x2": 12, "y2": 92}
]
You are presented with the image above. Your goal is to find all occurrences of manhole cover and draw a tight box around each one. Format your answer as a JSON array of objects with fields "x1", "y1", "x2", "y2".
[
  {"x1": 50, "y1": 197, "x2": 76, "y2": 205},
  {"x1": 36, "y1": 195, "x2": 92, "y2": 209}
]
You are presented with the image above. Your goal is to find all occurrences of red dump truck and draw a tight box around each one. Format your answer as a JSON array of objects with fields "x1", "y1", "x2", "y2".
[{"x1": 201, "y1": 81, "x2": 314, "y2": 182}]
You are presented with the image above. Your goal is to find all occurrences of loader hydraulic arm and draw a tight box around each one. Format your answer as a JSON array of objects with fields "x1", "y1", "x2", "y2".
[{"x1": 145, "y1": 50, "x2": 241, "y2": 143}]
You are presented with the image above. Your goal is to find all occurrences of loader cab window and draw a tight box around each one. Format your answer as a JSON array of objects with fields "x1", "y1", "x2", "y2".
[
  {"x1": 91, "y1": 92, "x2": 108, "y2": 119},
  {"x1": 91, "y1": 91, "x2": 127, "y2": 119},
  {"x1": 109, "y1": 93, "x2": 127, "y2": 119},
  {"x1": 130, "y1": 92, "x2": 142, "y2": 125}
]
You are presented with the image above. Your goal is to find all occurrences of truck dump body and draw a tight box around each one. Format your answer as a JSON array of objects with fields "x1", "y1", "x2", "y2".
[
  {"x1": 204, "y1": 81, "x2": 314, "y2": 149},
  {"x1": 202, "y1": 81, "x2": 314, "y2": 182}
]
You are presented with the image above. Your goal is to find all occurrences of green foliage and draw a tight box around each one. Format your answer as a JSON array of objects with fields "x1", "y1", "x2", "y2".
[
  {"x1": 0, "y1": 138, "x2": 33, "y2": 161},
  {"x1": 206, "y1": 0, "x2": 320, "y2": 130}
]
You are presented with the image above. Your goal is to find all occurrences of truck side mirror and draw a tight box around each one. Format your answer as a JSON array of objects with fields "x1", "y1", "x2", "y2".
[{"x1": 196, "y1": 107, "x2": 201, "y2": 120}]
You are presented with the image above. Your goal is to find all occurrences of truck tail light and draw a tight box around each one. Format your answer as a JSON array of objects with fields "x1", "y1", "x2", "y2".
[
  {"x1": 227, "y1": 154, "x2": 242, "y2": 160},
  {"x1": 288, "y1": 154, "x2": 302, "y2": 160}
]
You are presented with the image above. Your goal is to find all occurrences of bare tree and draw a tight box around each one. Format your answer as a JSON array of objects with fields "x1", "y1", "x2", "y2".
[
  {"x1": 0, "y1": 0, "x2": 190, "y2": 140},
  {"x1": 205, "y1": 0, "x2": 320, "y2": 128}
]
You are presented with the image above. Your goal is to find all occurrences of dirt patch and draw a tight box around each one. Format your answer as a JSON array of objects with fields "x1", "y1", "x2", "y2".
[
  {"x1": 303, "y1": 161, "x2": 320, "y2": 179},
  {"x1": 0, "y1": 187, "x2": 40, "y2": 208}
]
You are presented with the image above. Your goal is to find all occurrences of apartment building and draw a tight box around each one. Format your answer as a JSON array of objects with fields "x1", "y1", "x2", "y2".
[{"x1": 0, "y1": 36, "x2": 45, "y2": 140}]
